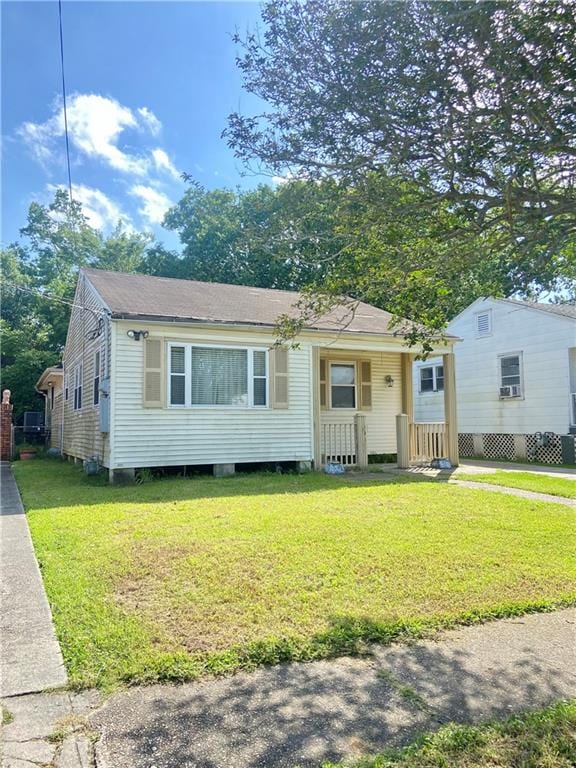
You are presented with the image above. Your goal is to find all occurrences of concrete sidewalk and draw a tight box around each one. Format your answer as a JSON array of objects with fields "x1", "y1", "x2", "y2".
[
  {"x1": 0, "y1": 462, "x2": 67, "y2": 697},
  {"x1": 92, "y1": 608, "x2": 576, "y2": 768}
]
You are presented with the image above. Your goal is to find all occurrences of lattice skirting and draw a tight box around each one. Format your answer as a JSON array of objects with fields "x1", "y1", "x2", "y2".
[{"x1": 458, "y1": 432, "x2": 570, "y2": 465}]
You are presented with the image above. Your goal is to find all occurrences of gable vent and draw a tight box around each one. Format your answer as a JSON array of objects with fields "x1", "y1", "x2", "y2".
[{"x1": 476, "y1": 311, "x2": 491, "y2": 336}]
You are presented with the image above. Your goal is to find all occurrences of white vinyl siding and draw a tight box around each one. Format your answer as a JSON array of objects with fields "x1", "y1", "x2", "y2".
[
  {"x1": 414, "y1": 298, "x2": 575, "y2": 433},
  {"x1": 111, "y1": 323, "x2": 312, "y2": 469}
]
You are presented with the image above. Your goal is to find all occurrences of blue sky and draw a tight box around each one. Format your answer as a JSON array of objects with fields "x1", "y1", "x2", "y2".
[{"x1": 1, "y1": 1, "x2": 267, "y2": 250}]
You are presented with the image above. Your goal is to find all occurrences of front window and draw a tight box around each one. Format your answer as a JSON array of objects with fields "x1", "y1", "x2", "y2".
[
  {"x1": 330, "y1": 363, "x2": 356, "y2": 408},
  {"x1": 169, "y1": 344, "x2": 268, "y2": 408},
  {"x1": 420, "y1": 364, "x2": 444, "y2": 393}
]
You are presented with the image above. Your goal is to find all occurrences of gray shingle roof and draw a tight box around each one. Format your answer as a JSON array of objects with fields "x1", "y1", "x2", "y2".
[
  {"x1": 83, "y1": 268, "x2": 424, "y2": 337},
  {"x1": 506, "y1": 298, "x2": 576, "y2": 320}
]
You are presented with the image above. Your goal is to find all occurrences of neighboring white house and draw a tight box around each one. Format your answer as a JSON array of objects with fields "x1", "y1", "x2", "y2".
[
  {"x1": 60, "y1": 268, "x2": 460, "y2": 481},
  {"x1": 414, "y1": 298, "x2": 576, "y2": 454}
]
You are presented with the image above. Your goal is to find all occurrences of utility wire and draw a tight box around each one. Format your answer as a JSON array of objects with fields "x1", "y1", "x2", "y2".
[
  {"x1": 3, "y1": 280, "x2": 104, "y2": 323},
  {"x1": 58, "y1": 0, "x2": 73, "y2": 202}
]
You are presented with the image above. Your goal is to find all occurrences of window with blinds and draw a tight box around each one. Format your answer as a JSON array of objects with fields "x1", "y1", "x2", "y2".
[{"x1": 168, "y1": 344, "x2": 268, "y2": 407}]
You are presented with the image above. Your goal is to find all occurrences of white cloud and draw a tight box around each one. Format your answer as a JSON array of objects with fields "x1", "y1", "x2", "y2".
[
  {"x1": 130, "y1": 184, "x2": 173, "y2": 225},
  {"x1": 137, "y1": 107, "x2": 162, "y2": 136},
  {"x1": 19, "y1": 94, "x2": 165, "y2": 176},
  {"x1": 152, "y1": 148, "x2": 180, "y2": 180},
  {"x1": 47, "y1": 183, "x2": 132, "y2": 231}
]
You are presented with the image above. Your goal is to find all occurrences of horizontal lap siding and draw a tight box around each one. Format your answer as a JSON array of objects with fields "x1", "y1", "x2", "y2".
[
  {"x1": 320, "y1": 351, "x2": 402, "y2": 454},
  {"x1": 63, "y1": 276, "x2": 110, "y2": 464},
  {"x1": 413, "y1": 301, "x2": 575, "y2": 434},
  {"x1": 111, "y1": 323, "x2": 313, "y2": 468}
]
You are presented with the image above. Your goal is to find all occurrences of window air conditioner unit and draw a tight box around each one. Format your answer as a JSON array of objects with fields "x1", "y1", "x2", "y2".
[{"x1": 500, "y1": 385, "x2": 521, "y2": 398}]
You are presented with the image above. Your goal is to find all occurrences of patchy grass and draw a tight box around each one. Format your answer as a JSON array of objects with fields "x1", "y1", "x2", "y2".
[
  {"x1": 323, "y1": 700, "x2": 576, "y2": 767},
  {"x1": 458, "y1": 471, "x2": 576, "y2": 499},
  {"x1": 14, "y1": 460, "x2": 576, "y2": 691}
]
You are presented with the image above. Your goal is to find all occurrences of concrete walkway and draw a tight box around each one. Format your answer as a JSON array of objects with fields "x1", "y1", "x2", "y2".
[
  {"x1": 0, "y1": 462, "x2": 67, "y2": 697},
  {"x1": 450, "y1": 478, "x2": 575, "y2": 507},
  {"x1": 92, "y1": 608, "x2": 576, "y2": 768}
]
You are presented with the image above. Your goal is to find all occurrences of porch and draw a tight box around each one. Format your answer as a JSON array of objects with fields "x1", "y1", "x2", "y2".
[{"x1": 312, "y1": 348, "x2": 459, "y2": 469}]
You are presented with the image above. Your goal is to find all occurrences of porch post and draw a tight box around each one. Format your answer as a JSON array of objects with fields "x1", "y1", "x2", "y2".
[
  {"x1": 354, "y1": 413, "x2": 368, "y2": 469},
  {"x1": 396, "y1": 413, "x2": 410, "y2": 469},
  {"x1": 400, "y1": 353, "x2": 414, "y2": 422},
  {"x1": 311, "y1": 346, "x2": 322, "y2": 469},
  {"x1": 443, "y1": 352, "x2": 459, "y2": 466}
]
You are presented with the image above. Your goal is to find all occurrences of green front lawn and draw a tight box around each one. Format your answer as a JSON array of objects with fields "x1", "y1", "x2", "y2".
[
  {"x1": 14, "y1": 460, "x2": 576, "y2": 690},
  {"x1": 458, "y1": 471, "x2": 576, "y2": 499},
  {"x1": 324, "y1": 700, "x2": 576, "y2": 768}
]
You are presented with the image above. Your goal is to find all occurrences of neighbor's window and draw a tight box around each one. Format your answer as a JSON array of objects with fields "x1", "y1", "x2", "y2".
[
  {"x1": 420, "y1": 364, "x2": 444, "y2": 393},
  {"x1": 330, "y1": 363, "x2": 356, "y2": 408},
  {"x1": 73, "y1": 364, "x2": 83, "y2": 411},
  {"x1": 500, "y1": 353, "x2": 522, "y2": 392},
  {"x1": 93, "y1": 350, "x2": 101, "y2": 406},
  {"x1": 169, "y1": 344, "x2": 267, "y2": 407}
]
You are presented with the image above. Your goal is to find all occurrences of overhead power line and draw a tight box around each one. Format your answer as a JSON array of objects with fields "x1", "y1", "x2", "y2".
[{"x1": 58, "y1": 0, "x2": 73, "y2": 202}]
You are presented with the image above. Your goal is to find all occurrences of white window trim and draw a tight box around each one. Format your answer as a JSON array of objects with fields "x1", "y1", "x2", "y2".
[
  {"x1": 475, "y1": 309, "x2": 493, "y2": 338},
  {"x1": 167, "y1": 342, "x2": 269, "y2": 409},
  {"x1": 418, "y1": 363, "x2": 444, "y2": 394},
  {"x1": 498, "y1": 351, "x2": 524, "y2": 398},
  {"x1": 328, "y1": 360, "x2": 357, "y2": 410}
]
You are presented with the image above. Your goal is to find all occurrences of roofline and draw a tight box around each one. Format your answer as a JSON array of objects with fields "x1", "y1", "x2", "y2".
[
  {"x1": 110, "y1": 313, "x2": 459, "y2": 343},
  {"x1": 448, "y1": 295, "x2": 575, "y2": 327},
  {"x1": 36, "y1": 367, "x2": 63, "y2": 391},
  {"x1": 81, "y1": 269, "x2": 112, "y2": 314}
]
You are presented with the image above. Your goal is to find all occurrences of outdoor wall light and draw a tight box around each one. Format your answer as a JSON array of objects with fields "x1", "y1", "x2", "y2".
[
  {"x1": 384, "y1": 375, "x2": 395, "y2": 388},
  {"x1": 126, "y1": 329, "x2": 149, "y2": 341}
]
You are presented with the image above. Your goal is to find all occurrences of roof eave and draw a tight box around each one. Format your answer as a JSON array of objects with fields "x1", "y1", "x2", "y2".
[{"x1": 110, "y1": 313, "x2": 458, "y2": 342}]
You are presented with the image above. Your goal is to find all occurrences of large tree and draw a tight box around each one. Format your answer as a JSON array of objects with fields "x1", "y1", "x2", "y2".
[
  {"x1": 0, "y1": 191, "x2": 177, "y2": 417},
  {"x1": 226, "y1": 0, "x2": 576, "y2": 296}
]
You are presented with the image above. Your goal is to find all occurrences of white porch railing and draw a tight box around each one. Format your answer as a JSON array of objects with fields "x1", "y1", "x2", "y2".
[
  {"x1": 320, "y1": 414, "x2": 368, "y2": 468},
  {"x1": 410, "y1": 421, "x2": 446, "y2": 462}
]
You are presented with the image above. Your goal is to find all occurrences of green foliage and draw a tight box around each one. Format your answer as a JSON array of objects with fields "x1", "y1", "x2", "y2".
[
  {"x1": 227, "y1": 1, "x2": 576, "y2": 294},
  {"x1": 0, "y1": 190, "x2": 178, "y2": 418},
  {"x1": 14, "y1": 458, "x2": 576, "y2": 690}
]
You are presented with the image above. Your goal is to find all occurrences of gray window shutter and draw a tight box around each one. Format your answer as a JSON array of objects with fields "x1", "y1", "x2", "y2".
[
  {"x1": 319, "y1": 358, "x2": 327, "y2": 408},
  {"x1": 359, "y1": 360, "x2": 372, "y2": 410},
  {"x1": 270, "y1": 346, "x2": 289, "y2": 409},
  {"x1": 143, "y1": 337, "x2": 164, "y2": 408}
]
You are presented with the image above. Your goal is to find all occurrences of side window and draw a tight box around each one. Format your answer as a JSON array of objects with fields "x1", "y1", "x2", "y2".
[
  {"x1": 499, "y1": 353, "x2": 522, "y2": 397},
  {"x1": 73, "y1": 364, "x2": 83, "y2": 411},
  {"x1": 420, "y1": 366, "x2": 434, "y2": 392},
  {"x1": 419, "y1": 365, "x2": 443, "y2": 393},
  {"x1": 93, "y1": 350, "x2": 101, "y2": 406}
]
